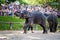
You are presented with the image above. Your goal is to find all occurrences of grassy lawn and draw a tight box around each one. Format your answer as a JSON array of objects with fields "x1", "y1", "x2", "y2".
[
  {"x1": 0, "y1": 16, "x2": 25, "y2": 30},
  {"x1": 57, "y1": 18, "x2": 60, "y2": 30},
  {"x1": 0, "y1": 16, "x2": 60, "y2": 30}
]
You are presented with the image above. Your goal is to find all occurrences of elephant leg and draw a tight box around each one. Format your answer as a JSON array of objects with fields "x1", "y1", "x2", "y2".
[
  {"x1": 23, "y1": 24, "x2": 27, "y2": 34},
  {"x1": 49, "y1": 25, "x2": 53, "y2": 32},
  {"x1": 40, "y1": 24, "x2": 47, "y2": 34},
  {"x1": 53, "y1": 23, "x2": 57, "y2": 32},
  {"x1": 50, "y1": 27, "x2": 53, "y2": 32},
  {"x1": 49, "y1": 22, "x2": 53, "y2": 32},
  {"x1": 28, "y1": 18, "x2": 34, "y2": 33},
  {"x1": 54, "y1": 25, "x2": 57, "y2": 32},
  {"x1": 27, "y1": 24, "x2": 34, "y2": 33},
  {"x1": 30, "y1": 25, "x2": 34, "y2": 33},
  {"x1": 27, "y1": 25, "x2": 31, "y2": 31},
  {"x1": 28, "y1": 25, "x2": 34, "y2": 33}
]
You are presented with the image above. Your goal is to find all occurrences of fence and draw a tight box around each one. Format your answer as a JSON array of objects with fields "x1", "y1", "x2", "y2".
[
  {"x1": 0, "y1": 22, "x2": 42, "y2": 30},
  {"x1": 0, "y1": 22, "x2": 60, "y2": 30},
  {"x1": 0, "y1": 22, "x2": 24, "y2": 30}
]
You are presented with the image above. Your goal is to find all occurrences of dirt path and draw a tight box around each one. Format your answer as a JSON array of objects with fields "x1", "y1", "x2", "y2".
[{"x1": 0, "y1": 30, "x2": 60, "y2": 40}]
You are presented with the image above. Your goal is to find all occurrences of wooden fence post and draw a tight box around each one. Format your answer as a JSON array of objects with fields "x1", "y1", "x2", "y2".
[{"x1": 10, "y1": 22, "x2": 12, "y2": 30}]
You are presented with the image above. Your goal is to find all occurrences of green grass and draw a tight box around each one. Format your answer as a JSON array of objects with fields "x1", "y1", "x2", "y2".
[
  {"x1": 0, "y1": 16, "x2": 25, "y2": 22},
  {"x1": 0, "y1": 16, "x2": 25, "y2": 30},
  {"x1": 57, "y1": 18, "x2": 60, "y2": 30},
  {"x1": 0, "y1": 16, "x2": 60, "y2": 30}
]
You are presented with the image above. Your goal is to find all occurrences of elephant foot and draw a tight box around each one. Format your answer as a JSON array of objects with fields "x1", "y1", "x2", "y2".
[
  {"x1": 52, "y1": 31, "x2": 56, "y2": 33},
  {"x1": 31, "y1": 30, "x2": 34, "y2": 33},
  {"x1": 31, "y1": 31, "x2": 34, "y2": 33},
  {"x1": 23, "y1": 30, "x2": 27, "y2": 34},
  {"x1": 50, "y1": 30, "x2": 56, "y2": 33},
  {"x1": 43, "y1": 31, "x2": 47, "y2": 34},
  {"x1": 23, "y1": 31, "x2": 27, "y2": 34},
  {"x1": 50, "y1": 30, "x2": 53, "y2": 32}
]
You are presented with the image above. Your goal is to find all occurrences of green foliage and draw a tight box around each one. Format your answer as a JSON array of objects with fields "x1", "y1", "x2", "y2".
[
  {"x1": 8, "y1": 0, "x2": 16, "y2": 2},
  {"x1": 49, "y1": 2, "x2": 60, "y2": 11},
  {"x1": 20, "y1": 0, "x2": 56, "y2": 5},
  {"x1": 18, "y1": 0, "x2": 27, "y2": 5},
  {"x1": 0, "y1": 0, "x2": 16, "y2": 4},
  {"x1": 17, "y1": 0, "x2": 60, "y2": 11},
  {"x1": 0, "y1": 0, "x2": 5, "y2": 4},
  {"x1": 18, "y1": 0, "x2": 60, "y2": 11}
]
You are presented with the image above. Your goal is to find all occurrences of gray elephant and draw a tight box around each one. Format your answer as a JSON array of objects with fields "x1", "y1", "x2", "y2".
[
  {"x1": 47, "y1": 14, "x2": 58, "y2": 32},
  {"x1": 19, "y1": 10, "x2": 47, "y2": 34}
]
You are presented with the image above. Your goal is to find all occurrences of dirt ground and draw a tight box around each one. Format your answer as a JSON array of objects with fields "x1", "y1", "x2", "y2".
[{"x1": 0, "y1": 30, "x2": 60, "y2": 40}]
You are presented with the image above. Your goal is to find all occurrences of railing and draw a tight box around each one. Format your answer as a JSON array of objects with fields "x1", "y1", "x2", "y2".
[
  {"x1": 0, "y1": 22, "x2": 60, "y2": 30},
  {"x1": 0, "y1": 22, "x2": 41, "y2": 30},
  {"x1": 0, "y1": 22, "x2": 24, "y2": 30}
]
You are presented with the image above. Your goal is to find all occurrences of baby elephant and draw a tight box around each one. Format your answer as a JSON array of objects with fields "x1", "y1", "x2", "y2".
[{"x1": 47, "y1": 14, "x2": 58, "y2": 32}]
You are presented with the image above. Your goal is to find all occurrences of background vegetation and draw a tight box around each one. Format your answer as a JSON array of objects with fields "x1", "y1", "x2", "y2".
[{"x1": 0, "y1": 0, "x2": 60, "y2": 30}]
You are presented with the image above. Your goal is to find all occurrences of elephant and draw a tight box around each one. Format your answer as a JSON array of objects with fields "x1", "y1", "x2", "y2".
[
  {"x1": 19, "y1": 10, "x2": 47, "y2": 34},
  {"x1": 47, "y1": 14, "x2": 58, "y2": 32}
]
